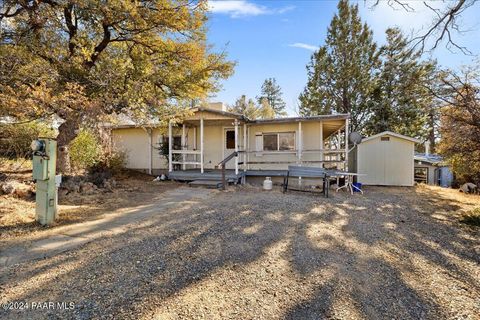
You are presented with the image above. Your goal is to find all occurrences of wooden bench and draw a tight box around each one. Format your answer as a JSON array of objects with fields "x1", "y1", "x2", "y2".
[{"x1": 283, "y1": 165, "x2": 330, "y2": 198}]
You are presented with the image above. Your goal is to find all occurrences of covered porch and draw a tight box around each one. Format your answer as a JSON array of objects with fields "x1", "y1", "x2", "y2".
[{"x1": 168, "y1": 106, "x2": 350, "y2": 182}]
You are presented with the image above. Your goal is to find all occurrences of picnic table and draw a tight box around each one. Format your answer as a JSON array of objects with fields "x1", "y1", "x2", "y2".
[
  {"x1": 327, "y1": 170, "x2": 366, "y2": 195},
  {"x1": 283, "y1": 166, "x2": 365, "y2": 197}
]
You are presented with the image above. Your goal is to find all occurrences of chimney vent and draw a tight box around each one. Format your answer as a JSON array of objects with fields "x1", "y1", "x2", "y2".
[{"x1": 425, "y1": 141, "x2": 430, "y2": 156}]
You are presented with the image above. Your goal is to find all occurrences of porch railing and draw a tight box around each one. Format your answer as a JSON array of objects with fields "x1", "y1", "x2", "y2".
[
  {"x1": 216, "y1": 151, "x2": 240, "y2": 190},
  {"x1": 171, "y1": 149, "x2": 202, "y2": 166}
]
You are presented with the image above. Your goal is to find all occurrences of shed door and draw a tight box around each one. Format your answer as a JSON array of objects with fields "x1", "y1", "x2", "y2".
[{"x1": 384, "y1": 137, "x2": 413, "y2": 186}]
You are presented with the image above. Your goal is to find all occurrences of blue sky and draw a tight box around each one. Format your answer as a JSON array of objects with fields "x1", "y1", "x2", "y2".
[{"x1": 206, "y1": 0, "x2": 480, "y2": 115}]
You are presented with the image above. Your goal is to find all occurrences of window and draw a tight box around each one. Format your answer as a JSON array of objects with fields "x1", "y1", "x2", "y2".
[
  {"x1": 225, "y1": 130, "x2": 235, "y2": 149},
  {"x1": 414, "y1": 167, "x2": 428, "y2": 184},
  {"x1": 263, "y1": 134, "x2": 278, "y2": 151},
  {"x1": 263, "y1": 132, "x2": 295, "y2": 151},
  {"x1": 162, "y1": 136, "x2": 182, "y2": 149},
  {"x1": 279, "y1": 133, "x2": 295, "y2": 150},
  {"x1": 381, "y1": 137, "x2": 390, "y2": 141}
]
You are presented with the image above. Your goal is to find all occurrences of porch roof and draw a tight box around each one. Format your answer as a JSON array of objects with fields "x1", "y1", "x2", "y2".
[{"x1": 250, "y1": 113, "x2": 349, "y2": 124}]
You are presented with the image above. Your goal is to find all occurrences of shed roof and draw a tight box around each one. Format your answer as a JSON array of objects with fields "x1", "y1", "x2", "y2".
[
  {"x1": 361, "y1": 131, "x2": 421, "y2": 144},
  {"x1": 414, "y1": 153, "x2": 446, "y2": 165}
]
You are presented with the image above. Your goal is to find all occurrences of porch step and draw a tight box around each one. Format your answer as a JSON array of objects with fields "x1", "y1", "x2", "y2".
[{"x1": 189, "y1": 179, "x2": 224, "y2": 189}]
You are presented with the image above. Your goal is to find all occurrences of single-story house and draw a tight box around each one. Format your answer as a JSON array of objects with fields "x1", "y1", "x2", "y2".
[
  {"x1": 357, "y1": 131, "x2": 420, "y2": 187},
  {"x1": 110, "y1": 103, "x2": 431, "y2": 188},
  {"x1": 414, "y1": 145, "x2": 453, "y2": 187},
  {"x1": 110, "y1": 102, "x2": 350, "y2": 184}
]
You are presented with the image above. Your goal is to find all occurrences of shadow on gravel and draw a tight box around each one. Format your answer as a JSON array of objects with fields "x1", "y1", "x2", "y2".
[{"x1": 1, "y1": 186, "x2": 479, "y2": 319}]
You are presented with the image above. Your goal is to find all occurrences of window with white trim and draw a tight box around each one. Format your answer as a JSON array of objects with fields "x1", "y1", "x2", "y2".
[{"x1": 262, "y1": 132, "x2": 295, "y2": 151}]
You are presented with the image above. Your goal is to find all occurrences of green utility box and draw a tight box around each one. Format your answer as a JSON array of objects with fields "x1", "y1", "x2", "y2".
[{"x1": 31, "y1": 138, "x2": 58, "y2": 226}]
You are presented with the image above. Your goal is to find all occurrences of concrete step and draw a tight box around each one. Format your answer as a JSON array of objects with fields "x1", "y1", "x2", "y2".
[{"x1": 189, "y1": 180, "x2": 224, "y2": 189}]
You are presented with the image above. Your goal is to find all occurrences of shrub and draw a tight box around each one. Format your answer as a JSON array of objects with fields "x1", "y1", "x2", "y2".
[
  {"x1": 69, "y1": 129, "x2": 102, "y2": 170},
  {"x1": 0, "y1": 121, "x2": 55, "y2": 159},
  {"x1": 87, "y1": 150, "x2": 126, "y2": 185},
  {"x1": 460, "y1": 207, "x2": 480, "y2": 227}
]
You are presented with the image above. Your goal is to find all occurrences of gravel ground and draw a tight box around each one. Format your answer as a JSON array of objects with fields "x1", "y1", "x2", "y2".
[{"x1": 0, "y1": 185, "x2": 479, "y2": 319}]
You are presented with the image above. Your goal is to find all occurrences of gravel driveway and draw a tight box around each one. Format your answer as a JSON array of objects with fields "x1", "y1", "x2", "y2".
[{"x1": 1, "y1": 185, "x2": 479, "y2": 319}]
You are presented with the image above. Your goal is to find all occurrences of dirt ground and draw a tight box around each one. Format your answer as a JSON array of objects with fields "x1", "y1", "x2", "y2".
[
  {"x1": 0, "y1": 170, "x2": 180, "y2": 241},
  {"x1": 1, "y1": 181, "x2": 479, "y2": 319}
]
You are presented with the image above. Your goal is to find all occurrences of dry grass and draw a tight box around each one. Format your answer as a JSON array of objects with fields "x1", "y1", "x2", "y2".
[
  {"x1": 0, "y1": 169, "x2": 181, "y2": 240},
  {"x1": 0, "y1": 158, "x2": 32, "y2": 172},
  {"x1": 461, "y1": 207, "x2": 480, "y2": 226}
]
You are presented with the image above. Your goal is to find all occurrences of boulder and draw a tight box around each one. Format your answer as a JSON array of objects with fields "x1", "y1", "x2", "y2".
[
  {"x1": 459, "y1": 182, "x2": 478, "y2": 194},
  {"x1": 80, "y1": 182, "x2": 97, "y2": 195},
  {"x1": 14, "y1": 184, "x2": 34, "y2": 199},
  {"x1": 1, "y1": 182, "x2": 15, "y2": 195}
]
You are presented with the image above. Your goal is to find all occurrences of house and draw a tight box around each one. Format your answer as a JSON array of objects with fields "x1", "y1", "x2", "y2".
[
  {"x1": 357, "y1": 131, "x2": 420, "y2": 187},
  {"x1": 414, "y1": 142, "x2": 453, "y2": 187},
  {"x1": 110, "y1": 102, "x2": 350, "y2": 184}
]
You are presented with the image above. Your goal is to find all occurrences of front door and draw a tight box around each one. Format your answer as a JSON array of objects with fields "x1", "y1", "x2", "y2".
[{"x1": 223, "y1": 128, "x2": 236, "y2": 169}]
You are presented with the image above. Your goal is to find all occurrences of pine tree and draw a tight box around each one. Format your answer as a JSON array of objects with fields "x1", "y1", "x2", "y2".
[
  {"x1": 257, "y1": 98, "x2": 276, "y2": 119},
  {"x1": 256, "y1": 78, "x2": 287, "y2": 117},
  {"x1": 228, "y1": 95, "x2": 259, "y2": 119},
  {"x1": 365, "y1": 28, "x2": 436, "y2": 142},
  {"x1": 299, "y1": 0, "x2": 379, "y2": 132}
]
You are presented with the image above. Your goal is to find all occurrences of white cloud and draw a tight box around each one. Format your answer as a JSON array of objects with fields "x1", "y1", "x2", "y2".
[
  {"x1": 209, "y1": 1, "x2": 294, "y2": 18},
  {"x1": 288, "y1": 43, "x2": 319, "y2": 51}
]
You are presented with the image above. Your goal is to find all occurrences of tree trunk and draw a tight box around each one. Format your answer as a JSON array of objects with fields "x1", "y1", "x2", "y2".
[
  {"x1": 56, "y1": 120, "x2": 79, "y2": 174},
  {"x1": 428, "y1": 110, "x2": 436, "y2": 152}
]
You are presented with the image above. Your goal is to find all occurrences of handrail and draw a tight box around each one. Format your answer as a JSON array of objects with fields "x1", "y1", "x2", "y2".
[
  {"x1": 217, "y1": 151, "x2": 238, "y2": 167},
  {"x1": 216, "y1": 151, "x2": 239, "y2": 190}
]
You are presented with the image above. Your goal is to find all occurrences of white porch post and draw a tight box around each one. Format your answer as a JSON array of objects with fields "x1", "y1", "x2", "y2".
[
  {"x1": 234, "y1": 119, "x2": 239, "y2": 175},
  {"x1": 247, "y1": 125, "x2": 250, "y2": 170},
  {"x1": 243, "y1": 123, "x2": 247, "y2": 172},
  {"x1": 298, "y1": 121, "x2": 302, "y2": 165},
  {"x1": 345, "y1": 118, "x2": 349, "y2": 171},
  {"x1": 193, "y1": 126, "x2": 197, "y2": 168},
  {"x1": 168, "y1": 120, "x2": 173, "y2": 173},
  {"x1": 148, "y1": 128, "x2": 153, "y2": 175},
  {"x1": 200, "y1": 117, "x2": 204, "y2": 173},
  {"x1": 337, "y1": 129, "x2": 341, "y2": 162},
  {"x1": 319, "y1": 121, "x2": 324, "y2": 165},
  {"x1": 181, "y1": 123, "x2": 186, "y2": 170}
]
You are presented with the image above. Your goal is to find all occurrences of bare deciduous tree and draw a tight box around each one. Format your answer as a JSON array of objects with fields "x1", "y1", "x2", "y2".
[{"x1": 370, "y1": 0, "x2": 478, "y2": 54}]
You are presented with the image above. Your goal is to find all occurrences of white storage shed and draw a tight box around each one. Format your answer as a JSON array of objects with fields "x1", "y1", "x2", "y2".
[{"x1": 357, "y1": 131, "x2": 420, "y2": 186}]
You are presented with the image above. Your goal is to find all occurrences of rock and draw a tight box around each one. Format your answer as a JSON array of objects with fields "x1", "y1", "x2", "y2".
[
  {"x1": 80, "y1": 182, "x2": 97, "y2": 195},
  {"x1": 459, "y1": 182, "x2": 478, "y2": 194},
  {"x1": 13, "y1": 184, "x2": 34, "y2": 199},
  {"x1": 1, "y1": 182, "x2": 15, "y2": 195},
  {"x1": 58, "y1": 188, "x2": 69, "y2": 198},
  {"x1": 61, "y1": 176, "x2": 84, "y2": 193},
  {"x1": 101, "y1": 178, "x2": 117, "y2": 191}
]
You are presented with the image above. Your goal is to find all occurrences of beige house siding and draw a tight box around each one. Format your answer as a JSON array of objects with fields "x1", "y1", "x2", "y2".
[
  {"x1": 112, "y1": 128, "x2": 153, "y2": 170},
  {"x1": 111, "y1": 111, "x2": 348, "y2": 175},
  {"x1": 357, "y1": 134, "x2": 415, "y2": 186}
]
